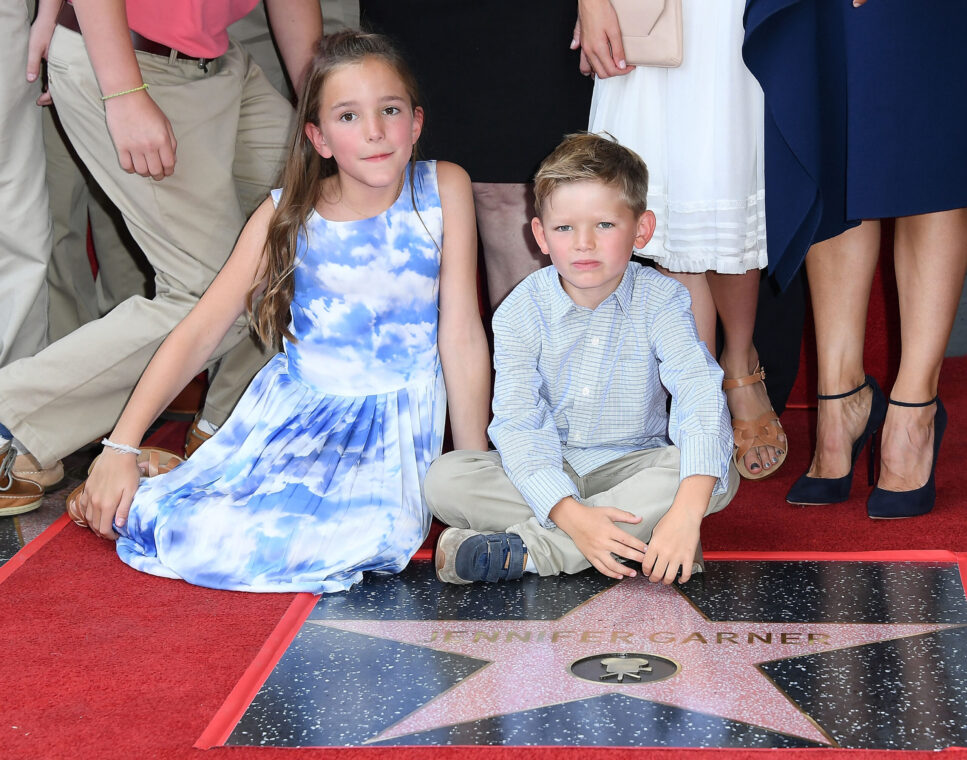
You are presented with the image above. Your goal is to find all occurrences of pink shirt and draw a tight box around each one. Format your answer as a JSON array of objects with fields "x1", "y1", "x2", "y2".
[{"x1": 126, "y1": 0, "x2": 260, "y2": 58}]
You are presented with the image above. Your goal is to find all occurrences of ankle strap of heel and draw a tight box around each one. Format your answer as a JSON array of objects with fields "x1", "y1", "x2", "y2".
[
  {"x1": 817, "y1": 374, "x2": 872, "y2": 401},
  {"x1": 888, "y1": 396, "x2": 938, "y2": 408}
]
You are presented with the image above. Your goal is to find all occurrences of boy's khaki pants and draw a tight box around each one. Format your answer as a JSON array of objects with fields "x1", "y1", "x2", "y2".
[{"x1": 424, "y1": 448, "x2": 739, "y2": 576}]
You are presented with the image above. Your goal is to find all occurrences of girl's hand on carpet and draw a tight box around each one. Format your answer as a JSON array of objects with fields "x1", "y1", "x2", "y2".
[{"x1": 82, "y1": 451, "x2": 141, "y2": 540}]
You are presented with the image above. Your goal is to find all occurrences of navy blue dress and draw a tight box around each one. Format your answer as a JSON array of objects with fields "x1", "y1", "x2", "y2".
[{"x1": 743, "y1": 0, "x2": 967, "y2": 288}]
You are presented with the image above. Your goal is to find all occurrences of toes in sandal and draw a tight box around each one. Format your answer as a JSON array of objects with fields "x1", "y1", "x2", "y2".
[
  {"x1": 723, "y1": 365, "x2": 788, "y2": 481},
  {"x1": 87, "y1": 447, "x2": 185, "y2": 477}
]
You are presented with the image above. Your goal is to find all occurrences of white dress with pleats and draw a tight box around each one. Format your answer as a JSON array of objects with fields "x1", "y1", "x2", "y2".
[{"x1": 589, "y1": 0, "x2": 766, "y2": 274}]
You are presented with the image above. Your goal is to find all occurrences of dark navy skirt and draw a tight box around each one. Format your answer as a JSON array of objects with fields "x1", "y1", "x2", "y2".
[{"x1": 743, "y1": 0, "x2": 967, "y2": 288}]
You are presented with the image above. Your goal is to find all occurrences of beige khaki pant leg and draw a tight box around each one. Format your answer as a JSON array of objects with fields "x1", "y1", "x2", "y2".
[
  {"x1": 0, "y1": 30, "x2": 287, "y2": 467},
  {"x1": 200, "y1": 42, "x2": 294, "y2": 427},
  {"x1": 424, "y1": 448, "x2": 738, "y2": 577},
  {"x1": 43, "y1": 107, "x2": 149, "y2": 341},
  {"x1": 0, "y1": 0, "x2": 52, "y2": 367}
]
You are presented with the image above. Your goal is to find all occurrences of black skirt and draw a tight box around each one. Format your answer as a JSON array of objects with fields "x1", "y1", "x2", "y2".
[{"x1": 360, "y1": 0, "x2": 594, "y2": 183}]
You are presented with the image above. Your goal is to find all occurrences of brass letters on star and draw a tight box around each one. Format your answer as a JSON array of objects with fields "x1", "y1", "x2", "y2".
[{"x1": 423, "y1": 630, "x2": 832, "y2": 645}]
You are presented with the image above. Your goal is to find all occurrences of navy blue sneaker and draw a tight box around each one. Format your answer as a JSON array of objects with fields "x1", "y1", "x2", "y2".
[{"x1": 435, "y1": 528, "x2": 528, "y2": 584}]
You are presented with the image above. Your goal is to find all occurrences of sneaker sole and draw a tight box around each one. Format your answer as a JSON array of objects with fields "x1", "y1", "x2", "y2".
[{"x1": 435, "y1": 528, "x2": 473, "y2": 584}]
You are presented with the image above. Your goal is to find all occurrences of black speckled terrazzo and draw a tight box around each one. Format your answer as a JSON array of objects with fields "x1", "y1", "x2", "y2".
[
  {"x1": 368, "y1": 693, "x2": 818, "y2": 748},
  {"x1": 678, "y1": 560, "x2": 967, "y2": 623},
  {"x1": 309, "y1": 560, "x2": 617, "y2": 621},
  {"x1": 0, "y1": 516, "x2": 20, "y2": 565},
  {"x1": 225, "y1": 560, "x2": 967, "y2": 748},
  {"x1": 761, "y1": 626, "x2": 967, "y2": 749}
]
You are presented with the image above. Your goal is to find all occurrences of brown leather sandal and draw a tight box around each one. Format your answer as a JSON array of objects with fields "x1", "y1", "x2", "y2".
[
  {"x1": 66, "y1": 482, "x2": 88, "y2": 527},
  {"x1": 87, "y1": 447, "x2": 185, "y2": 477},
  {"x1": 68, "y1": 448, "x2": 185, "y2": 530},
  {"x1": 723, "y1": 365, "x2": 788, "y2": 480}
]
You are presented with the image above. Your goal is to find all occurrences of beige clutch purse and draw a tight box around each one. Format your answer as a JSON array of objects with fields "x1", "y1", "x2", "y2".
[{"x1": 611, "y1": 0, "x2": 683, "y2": 68}]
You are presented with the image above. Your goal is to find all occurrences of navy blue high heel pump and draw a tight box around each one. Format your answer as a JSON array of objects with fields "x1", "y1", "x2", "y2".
[
  {"x1": 867, "y1": 397, "x2": 946, "y2": 519},
  {"x1": 786, "y1": 375, "x2": 887, "y2": 505}
]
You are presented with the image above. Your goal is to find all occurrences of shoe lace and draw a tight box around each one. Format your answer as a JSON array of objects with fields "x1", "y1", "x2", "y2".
[{"x1": 0, "y1": 448, "x2": 15, "y2": 492}]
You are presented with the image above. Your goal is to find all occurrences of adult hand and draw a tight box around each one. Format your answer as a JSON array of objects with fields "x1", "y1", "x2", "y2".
[
  {"x1": 550, "y1": 497, "x2": 646, "y2": 579},
  {"x1": 853, "y1": 0, "x2": 870, "y2": 6},
  {"x1": 104, "y1": 90, "x2": 177, "y2": 180},
  {"x1": 573, "y1": 0, "x2": 634, "y2": 78},
  {"x1": 26, "y1": 5, "x2": 58, "y2": 105},
  {"x1": 79, "y1": 450, "x2": 141, "y2": 540}
]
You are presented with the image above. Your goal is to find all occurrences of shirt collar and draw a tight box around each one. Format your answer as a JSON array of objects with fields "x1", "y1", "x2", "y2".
[{"x1": 546, "y1": 263, "x2": 637, "y2": 321}]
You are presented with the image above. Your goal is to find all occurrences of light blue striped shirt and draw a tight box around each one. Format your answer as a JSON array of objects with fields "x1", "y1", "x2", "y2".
[{"x1": 488, "y1": 263, "x2": 733, "y2": 528}]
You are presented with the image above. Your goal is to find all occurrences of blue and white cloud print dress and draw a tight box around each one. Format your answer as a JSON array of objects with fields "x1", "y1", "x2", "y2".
[{"x1": 116, "y1": 161, "x2": 447, "y2": 593}]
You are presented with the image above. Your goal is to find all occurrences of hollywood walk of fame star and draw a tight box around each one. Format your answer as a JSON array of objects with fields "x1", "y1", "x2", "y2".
[{"x1": 313, "y1": 574, "x2": 961, "y2": 745}]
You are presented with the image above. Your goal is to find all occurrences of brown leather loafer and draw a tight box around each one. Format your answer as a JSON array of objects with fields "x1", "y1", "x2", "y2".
[
  {"x1": 13, "y1": 453, "x2": 65, "y2": 492},
  {"x1": 0, "y1": 446, "x2": 44, "y2": 517}
]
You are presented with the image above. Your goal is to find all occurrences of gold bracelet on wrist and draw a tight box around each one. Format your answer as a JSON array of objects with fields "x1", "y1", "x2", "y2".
[{"x1": 101, "y1": 83, "x2": 149, "y2": 101}]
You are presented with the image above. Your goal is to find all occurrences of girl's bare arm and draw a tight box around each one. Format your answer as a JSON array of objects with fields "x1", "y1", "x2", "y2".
[{"x1": 437, "y1": 161, "x2": 491, "y2": 451}]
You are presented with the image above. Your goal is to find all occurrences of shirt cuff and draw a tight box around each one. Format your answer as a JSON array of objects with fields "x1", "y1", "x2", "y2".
[
  {"x1": 677, "y1": 435, "x2": 733, "y2": 495},
  {"x1": 517, "y1": 467, "x2": 580, "y2": 529}
]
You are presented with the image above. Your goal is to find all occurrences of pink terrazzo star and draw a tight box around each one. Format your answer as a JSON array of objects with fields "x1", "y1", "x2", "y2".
[{"x1": 314, "y1": 575, "x2": 961, "y2": 745}]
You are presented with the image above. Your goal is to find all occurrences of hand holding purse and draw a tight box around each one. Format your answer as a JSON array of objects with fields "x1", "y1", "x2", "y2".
[{"x1": 611, "y1": 0, "x2": 683, "y2": 68}]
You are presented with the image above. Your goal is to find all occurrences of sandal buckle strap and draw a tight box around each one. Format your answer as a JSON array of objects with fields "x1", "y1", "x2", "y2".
[{"x1": 722, "y1": 365, "x2": 766, "y2": 390}]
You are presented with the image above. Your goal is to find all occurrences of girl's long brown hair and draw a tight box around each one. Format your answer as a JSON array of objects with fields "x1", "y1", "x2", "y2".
[{"x1": 247, "y1": 31, "x2": 423, "y2": 344}]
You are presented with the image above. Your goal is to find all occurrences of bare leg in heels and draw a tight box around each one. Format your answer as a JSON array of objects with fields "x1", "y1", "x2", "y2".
[{"x1": 879, "y1": 208, "x2": 967, "y2": 493}]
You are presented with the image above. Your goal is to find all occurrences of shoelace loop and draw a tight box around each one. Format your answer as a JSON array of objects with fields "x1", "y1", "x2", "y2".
[{"x1": 0, "y1": 449, "x2": 16, "y2": 492}]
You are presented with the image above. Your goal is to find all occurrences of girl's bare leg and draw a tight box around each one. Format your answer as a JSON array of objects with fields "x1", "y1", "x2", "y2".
[
  {"x1": 879, "y1": 207, "x2": 967, "y2": 491},
  {"x1": 803, "y1": 221, "x2": 881, "y2": 479}
]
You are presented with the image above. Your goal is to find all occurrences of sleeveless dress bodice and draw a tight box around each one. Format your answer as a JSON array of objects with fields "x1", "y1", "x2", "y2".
[{"x1": 115, "y1": 161, "x2": 447, "y2": 593}]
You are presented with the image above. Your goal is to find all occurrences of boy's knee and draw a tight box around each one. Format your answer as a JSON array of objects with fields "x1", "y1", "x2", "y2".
[
  {"x1": 424, "y1": 449, "x2": 503, "y2": 527},
  {"x1": 423, "y1": 451, "x2": 472, "y2": 524}
]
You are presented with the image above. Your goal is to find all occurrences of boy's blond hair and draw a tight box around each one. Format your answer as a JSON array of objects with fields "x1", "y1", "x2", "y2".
[{"x1": 533, "y1": 132, "x2": 649, "y2": 218}]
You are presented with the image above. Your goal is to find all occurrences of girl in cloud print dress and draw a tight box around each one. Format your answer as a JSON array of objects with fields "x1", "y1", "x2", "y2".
[{"x1": 71, "y1": 31, "x2": 491, "y2": 593}]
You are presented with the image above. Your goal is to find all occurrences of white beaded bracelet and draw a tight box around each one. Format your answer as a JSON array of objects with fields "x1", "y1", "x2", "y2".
[{"x1": 101, "y1": 438, "x2": 142, "y2": 456}]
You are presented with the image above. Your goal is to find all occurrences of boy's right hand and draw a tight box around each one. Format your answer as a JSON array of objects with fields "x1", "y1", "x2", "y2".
[
  {"x1": 549, "y1": 496, "x2": 646, "y2": 579},
  {"x1": 79, "y1": 449, "x2": 142, "y2": 540}
]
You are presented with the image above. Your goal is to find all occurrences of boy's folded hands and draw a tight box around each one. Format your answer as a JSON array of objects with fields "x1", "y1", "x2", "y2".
[
  {"x1": 549, "y1": 475, "x2": 712, "y2": 585},
  {"x1": 549, "y1": 496, "x2": 646, "y2": 580}
]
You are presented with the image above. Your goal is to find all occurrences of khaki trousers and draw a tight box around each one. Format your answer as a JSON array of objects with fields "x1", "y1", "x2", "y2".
[
  {"x1": 0, "y1": 27, "x2": 292, "y2": 467},
  {"x1": 0, "y1": 0, "x2": 53, "y2": 368},
  {"x1": 43, "y1": 106, "x2": 150, "y2": 343},
  {"x1": 424, "y1": 448, "x2": 738, "y2": 576}
]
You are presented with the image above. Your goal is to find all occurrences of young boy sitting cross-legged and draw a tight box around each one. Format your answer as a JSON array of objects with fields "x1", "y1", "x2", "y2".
[{"x1": 423, "y1": 132, "x2": 738, "y2": 586}]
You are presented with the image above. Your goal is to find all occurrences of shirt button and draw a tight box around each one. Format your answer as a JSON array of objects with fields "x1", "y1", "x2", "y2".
[
  {"x1": 581, "y1": 387, "x2": 590, "y2": 396},
  {"x1": 591, "y1": 337, "x2": 600, "y2": 346}
]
